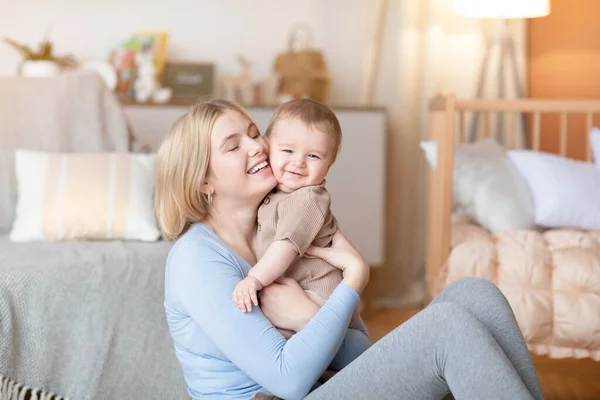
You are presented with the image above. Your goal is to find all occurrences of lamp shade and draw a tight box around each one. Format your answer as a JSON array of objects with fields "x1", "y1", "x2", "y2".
[{"x1": 453, "y1": 0, "x2": 550, "y2": 19}]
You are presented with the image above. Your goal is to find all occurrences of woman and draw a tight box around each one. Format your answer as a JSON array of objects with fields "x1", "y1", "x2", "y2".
[{"x1": 155, "y1": 99, "x2": 543, "y2": 400}]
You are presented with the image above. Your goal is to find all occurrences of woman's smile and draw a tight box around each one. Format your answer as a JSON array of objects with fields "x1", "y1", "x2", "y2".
[{"x1": 248, "y1": 162, "x2": 271, "y2": 176}]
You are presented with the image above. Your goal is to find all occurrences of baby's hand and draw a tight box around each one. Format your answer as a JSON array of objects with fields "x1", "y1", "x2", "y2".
[{"x1": 232, "y1": 276, "x2": 263, "y2": 312}]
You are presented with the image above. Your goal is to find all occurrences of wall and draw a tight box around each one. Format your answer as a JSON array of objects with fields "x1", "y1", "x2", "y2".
[
  {"x1": 1, "y1": 0, "x2": 521, "y2": 306},
  {"x1": 370, "y1": 0, "x2": 527, "y2": 307},
  {"x1": 0, "y1": 0, "x2": 375, "y2": 105},
  {"x1": 527, "y1": 0, "x2": 600, "y2": 160}
]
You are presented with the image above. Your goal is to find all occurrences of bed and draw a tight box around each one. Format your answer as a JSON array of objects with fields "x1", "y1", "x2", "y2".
[{"x1": 424, "y1": 94, "x2": 600, "y2": 361}]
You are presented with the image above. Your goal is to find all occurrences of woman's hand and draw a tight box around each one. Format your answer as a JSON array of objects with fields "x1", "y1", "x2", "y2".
[
  {"x1": 260, "y1": 277, "x2": 320, "y2": 332},
  {"x1": 305, "y1": 230, "x2": 370, "y2": 295}
]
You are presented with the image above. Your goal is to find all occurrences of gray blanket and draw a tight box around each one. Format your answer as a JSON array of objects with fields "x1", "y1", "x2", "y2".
[
  {"x1": 0, "y1": 70, "x2": 189, "y2": 399},
  {"x1": 0, "y1": 235, "x2": 188, "y2": 399}
]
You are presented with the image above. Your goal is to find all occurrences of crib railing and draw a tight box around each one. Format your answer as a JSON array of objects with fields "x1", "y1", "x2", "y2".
[{"x1": 424, "y1": 94, "x2": 600, "y2": 302}]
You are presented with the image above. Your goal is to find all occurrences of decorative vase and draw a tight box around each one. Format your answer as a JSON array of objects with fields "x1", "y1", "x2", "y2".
[{"x1": 20, "y1": 60, "x2": 60, "y2": 77}]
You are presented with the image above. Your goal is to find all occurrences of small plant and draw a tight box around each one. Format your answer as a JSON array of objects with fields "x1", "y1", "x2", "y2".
[{"x1": 2, "y1": 27, "x2": 77, "y2": 72}]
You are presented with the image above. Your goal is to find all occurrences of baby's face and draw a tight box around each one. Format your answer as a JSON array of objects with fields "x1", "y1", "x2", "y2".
[{"x1": 268, "y1": 118, "x2": 335, "y2": 193}]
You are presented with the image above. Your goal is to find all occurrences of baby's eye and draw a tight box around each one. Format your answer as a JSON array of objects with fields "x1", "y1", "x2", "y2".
[
  {"x1": 308, "y1": 154, "x2": 320, "y2": 159},
  {"x1": 283, "y1": 149, "x2": 293, "y2": 154}
]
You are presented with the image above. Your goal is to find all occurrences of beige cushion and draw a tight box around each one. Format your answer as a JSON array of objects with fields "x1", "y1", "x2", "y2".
[
  {"x1": 421, "y1": 138, "x2": 535, "y2": 233},
  {"x1": 10, "y1": 150, "x2": 160, "y2": 242},
  {"x1": 0, "y1": 71, "x2": 129, "y2": 235},
  {"x1": 452, "y1": 139, "x2": 535, "y2": 233}
]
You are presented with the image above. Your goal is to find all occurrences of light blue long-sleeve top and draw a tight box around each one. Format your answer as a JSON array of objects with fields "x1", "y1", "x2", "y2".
[{"x1": 164, "y1": 223, "x2": 372, "y2": 400}]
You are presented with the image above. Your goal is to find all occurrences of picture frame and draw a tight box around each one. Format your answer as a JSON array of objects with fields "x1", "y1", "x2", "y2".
[{"x1": 164, "y1": 62, "x2": 215, "y2": 98}]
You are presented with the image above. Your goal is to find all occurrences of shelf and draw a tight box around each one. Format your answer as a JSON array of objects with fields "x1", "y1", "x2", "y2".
[{"x1": 118, "y1": 97, "x2": 386, "y2": 112}]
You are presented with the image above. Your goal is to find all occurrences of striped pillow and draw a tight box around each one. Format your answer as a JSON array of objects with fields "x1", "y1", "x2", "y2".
[{"x1": 10, "y1": 150, "x2": 160, "y2": 242}]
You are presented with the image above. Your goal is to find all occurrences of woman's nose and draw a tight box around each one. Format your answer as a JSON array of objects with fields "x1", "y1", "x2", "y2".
[{"x1": 248, "y1": 139, "x2": 264, "y2": 157}]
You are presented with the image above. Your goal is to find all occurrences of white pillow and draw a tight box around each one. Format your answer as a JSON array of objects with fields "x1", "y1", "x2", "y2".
[
  {"x1": 421, "y1": 138, "x2": 535, "y2": 233},
  {"x1": 507, "y1": 150, "x2": 600, "y2": 230},
  {"x1": 454, "y1": 139, "x2": 535, "y2": 233},
  {"x1": 10, "y1": 149, "x2": 160, "y2": 242}
]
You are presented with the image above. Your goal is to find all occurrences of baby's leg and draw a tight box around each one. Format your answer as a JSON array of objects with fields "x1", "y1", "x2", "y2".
[
  {"x1": 306, "y1": 290, "x2": 360, "y2": 326},
  {"x1": 307, "y1": 290, "x2": 359, "y2": 326},
  {"x1": 276, "y1": 291, "x2": 325, "y2": 339},
  {"x1": 277, "y1": 328, "x2": 295, "y2": 339},
  {"x1": 276, "y1": 291, "x2": 355, "y2": 339},
  {"x1": 305, "y1": 290, "x2": 326, "y2": 307}
]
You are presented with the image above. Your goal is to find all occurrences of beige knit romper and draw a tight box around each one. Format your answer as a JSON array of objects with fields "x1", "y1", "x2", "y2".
[{"x1": 253, "y1": 183, "x2": 342, "y2": 303}]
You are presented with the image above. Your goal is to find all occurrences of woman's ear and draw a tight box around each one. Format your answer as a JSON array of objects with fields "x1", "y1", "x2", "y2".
[{"x1": 200, "y1": 181, "x2": 213, "y2": 196}]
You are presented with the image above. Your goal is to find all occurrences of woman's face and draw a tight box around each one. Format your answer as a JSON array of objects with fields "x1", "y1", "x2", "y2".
[{"x1": 207, "y1": 110, "x2": 276, "y2": 205}]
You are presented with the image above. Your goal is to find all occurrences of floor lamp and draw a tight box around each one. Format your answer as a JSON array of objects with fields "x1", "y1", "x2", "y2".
[{"x1": 453, "y1": 0, "x2": 551, "y2": 144}]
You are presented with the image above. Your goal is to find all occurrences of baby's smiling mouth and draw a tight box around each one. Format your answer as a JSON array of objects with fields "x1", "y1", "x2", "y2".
[{"x1": 286, "y1": 171, "x2": 305, "y2": 177}]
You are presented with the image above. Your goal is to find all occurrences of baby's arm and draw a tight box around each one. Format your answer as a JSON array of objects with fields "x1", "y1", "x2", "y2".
[
  {"x1": 168, "y1": 242, "x2": 360, "y2": 400},
  {"x1": 234, "y1": 187, "x2": 331, "y2": 313},
  {"x1": 249, "y1": 239, "x2": 297, "y2": 286},
  {"x1": 232, "y1": 240, "x2": 297, "y2": 312}
]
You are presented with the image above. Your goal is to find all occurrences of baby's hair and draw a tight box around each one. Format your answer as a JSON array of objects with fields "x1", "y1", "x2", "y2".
[{"x1": 265, "y1": 98, "x2": 342, "y2": 162}]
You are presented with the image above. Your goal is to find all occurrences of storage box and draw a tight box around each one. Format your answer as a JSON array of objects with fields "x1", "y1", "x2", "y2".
[{"x1": 164, "y1": 62, "x2": 215, "y2": 98}]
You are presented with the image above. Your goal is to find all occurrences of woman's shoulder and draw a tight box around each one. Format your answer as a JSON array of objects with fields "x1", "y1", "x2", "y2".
[
  {"x1": 164, "y1": 224, "x2": 245, "y2": 314},
  {"x1": 167, "y1": 223, "x2": 236, "y2": 268}
]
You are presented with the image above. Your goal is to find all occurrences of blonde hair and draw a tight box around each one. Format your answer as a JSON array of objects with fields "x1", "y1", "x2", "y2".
[
  {"x1": 154, "y1": 99, "x2": 254, "y2": 241},
  {"x1": 264, "y1": 98, "x2": 342, "y2": 162}
]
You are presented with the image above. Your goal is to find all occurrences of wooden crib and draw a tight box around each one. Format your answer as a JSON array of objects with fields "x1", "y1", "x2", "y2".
[{"x1": 425, "y1": 93, "x2": 600, "y2": 302}]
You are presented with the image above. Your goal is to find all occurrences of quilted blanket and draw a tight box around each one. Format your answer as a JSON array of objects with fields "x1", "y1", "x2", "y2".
[{"x1": 433, "y1": 214, "x2": 600, "y2": 361}]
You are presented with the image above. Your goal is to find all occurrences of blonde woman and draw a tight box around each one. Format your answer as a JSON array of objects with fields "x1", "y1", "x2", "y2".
[{"x1": 156, "y1": 99, "x2": 543, "y2": 400}]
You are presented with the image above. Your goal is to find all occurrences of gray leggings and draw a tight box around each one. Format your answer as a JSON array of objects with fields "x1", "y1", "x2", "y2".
[{"x1": 306, "y1": 278, "x2": 544, "y2": 400}]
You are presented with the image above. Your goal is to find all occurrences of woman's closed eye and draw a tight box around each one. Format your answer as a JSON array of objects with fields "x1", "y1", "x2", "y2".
[
  {"x1": 228, "y1": 144, "x2": 239, "y2": 152},
  {"x1": 249, "y1": 125, "x2": 260, "y2": 139}
]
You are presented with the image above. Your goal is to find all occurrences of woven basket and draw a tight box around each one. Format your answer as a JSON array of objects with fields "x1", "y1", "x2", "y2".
[{"x1": 273, "y1": 26, "x2": 330, "y2": 102}]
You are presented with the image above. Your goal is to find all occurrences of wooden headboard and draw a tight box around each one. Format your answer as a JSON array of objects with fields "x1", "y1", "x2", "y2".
[{"x1": 424, "y1": 93, "x2": 600, "y2": 302}]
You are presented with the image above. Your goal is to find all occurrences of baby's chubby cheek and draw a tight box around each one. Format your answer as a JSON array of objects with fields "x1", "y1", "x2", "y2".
[{"x1": 267, "y1": 156, "x2": 283, "y2": 179}]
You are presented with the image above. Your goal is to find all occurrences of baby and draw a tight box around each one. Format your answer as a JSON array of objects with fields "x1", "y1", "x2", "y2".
[{"x1": 232, "y1": 98, "x2": 358, "y2": 326}]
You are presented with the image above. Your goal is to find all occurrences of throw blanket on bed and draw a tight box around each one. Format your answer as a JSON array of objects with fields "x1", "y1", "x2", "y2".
[
  {"x1": 0, "y1": 373, "x2": 68, "y2": 400},
  {"x1": 0, "y1": 72, "x2": 188, "y2": 399},
  {"x1": 0, "y1": 71, "x2": 130, "y2": 234},
  {"x1": 0, "y1": 236, "x2": 187, "y2": 399},
  {"x1": 433, "y1": 214, "x2": 600, "y2": 361}
]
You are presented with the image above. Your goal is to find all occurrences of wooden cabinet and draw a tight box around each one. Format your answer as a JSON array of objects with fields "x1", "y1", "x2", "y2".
[{"x1": 122, "y1": 102, "x2": 387, "y2": 266}]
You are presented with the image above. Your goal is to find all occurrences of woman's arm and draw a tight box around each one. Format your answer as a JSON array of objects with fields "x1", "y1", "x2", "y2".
[
  {"x1": 330, "y1": 317, "x2": 372, "y2": 370},
  {"x1": 168, "y1": 241, "x2": 359, "y2": 400},
  {"x1": 261, "y1": 280, "x2": 372, "y2": 371},
  {"x1": 306, "y1": 230, "x2": 370, "y2": 296},
  {"x1": 261, "y1": 230, "x2": 373, "y2": 370}
]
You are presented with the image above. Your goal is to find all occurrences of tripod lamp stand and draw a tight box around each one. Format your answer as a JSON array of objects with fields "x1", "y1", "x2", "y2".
[{"x1": 453, "y1": 0, "x2": 551, "y2": 143}]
